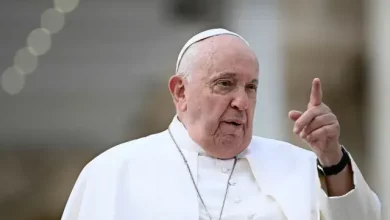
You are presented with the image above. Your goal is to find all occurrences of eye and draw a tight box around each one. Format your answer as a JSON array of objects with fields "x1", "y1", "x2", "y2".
[
  {"x1": 246, "y1": 84, "x2": 257, "y2": 91},
  {"x1": 217, "y1": 80, "x2": 233, "y2": 87}
]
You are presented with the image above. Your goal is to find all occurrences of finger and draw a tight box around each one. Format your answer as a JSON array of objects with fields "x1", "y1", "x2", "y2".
[
  {"x1": 309, "y1": 78, "x2": 323, "y2": 107},
  {"x1": 293, "y1": 104, "x2": 330, "y2": 134},
  {"x1": 288, "y1": 110, "x2": 303, "y2": 121},
  {"x1": 300, "y1": 113, "x2": 337, "y2": 138},
  {"x1": 306, "y1": 123, "x2": 339, "y2": 145}
]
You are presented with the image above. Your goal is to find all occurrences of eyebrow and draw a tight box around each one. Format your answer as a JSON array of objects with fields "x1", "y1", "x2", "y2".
[
  {"x1": 251, "y1": 79, "x2": 259, "y2": 85},
  {"x1": 213, "y1": 72, "x2": 237, "y2": 79},
  {"x1": 213, "y1": 72, "x2": 258, "y2": 85}
]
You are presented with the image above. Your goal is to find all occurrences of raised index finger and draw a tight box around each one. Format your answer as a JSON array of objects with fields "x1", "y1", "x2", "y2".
[{"x1": 309, "y1": 78, "x2": 322, "y2": 106}]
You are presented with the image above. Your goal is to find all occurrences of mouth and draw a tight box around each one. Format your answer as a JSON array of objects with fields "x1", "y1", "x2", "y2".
[{"x1": 224, "y1": 120, "x2": 244, "y2": 126}]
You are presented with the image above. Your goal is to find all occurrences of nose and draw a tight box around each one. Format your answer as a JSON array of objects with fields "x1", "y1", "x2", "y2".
[{"x1": 231, "y1": 89, "x2": 249, "y2": 111}]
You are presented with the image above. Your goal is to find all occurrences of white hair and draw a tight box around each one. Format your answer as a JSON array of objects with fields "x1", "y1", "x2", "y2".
[{"x1": 175, "y1": 28, "x2": 249, "y2": 81}]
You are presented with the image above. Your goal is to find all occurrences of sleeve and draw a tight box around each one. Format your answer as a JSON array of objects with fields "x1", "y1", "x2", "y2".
[
  {"x1": 318, "y1": 154, "x2": 381, "y2": 220},
  {"x1": 61, "y1": 165, "x2": 89, "y2": 220}
]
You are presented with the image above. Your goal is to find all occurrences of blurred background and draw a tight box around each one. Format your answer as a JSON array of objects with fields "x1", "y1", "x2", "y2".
[{"x1": 0, "y1": 0, "x2": 389, "y2": 219}]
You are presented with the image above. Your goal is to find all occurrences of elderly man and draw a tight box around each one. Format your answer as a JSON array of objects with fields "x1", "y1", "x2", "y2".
[{"x1": 61, "y1": 29, "x2": 380, "y2": 220}]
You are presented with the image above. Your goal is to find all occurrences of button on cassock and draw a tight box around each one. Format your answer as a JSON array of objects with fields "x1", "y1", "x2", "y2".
[
  {"x1": 221, "y1": 167, "x2": 230, "y2": 173},
  {"x1": 247, "y1": 213, "x2": 256, "y2": 219}
]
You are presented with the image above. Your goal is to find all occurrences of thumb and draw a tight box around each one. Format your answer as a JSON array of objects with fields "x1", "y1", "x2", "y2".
[{"x1": 288, "y1": 110, "x2": 303, "y2": 121}]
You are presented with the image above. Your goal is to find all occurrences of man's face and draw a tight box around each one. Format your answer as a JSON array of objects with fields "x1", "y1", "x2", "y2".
[{"x1": 180, "y1": 36, "x2": 259, "y2": 159}]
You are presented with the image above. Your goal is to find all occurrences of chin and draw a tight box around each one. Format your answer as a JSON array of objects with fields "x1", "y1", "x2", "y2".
[{"x1": 211, "y1": 138, "x2": 247, "y2": 159}]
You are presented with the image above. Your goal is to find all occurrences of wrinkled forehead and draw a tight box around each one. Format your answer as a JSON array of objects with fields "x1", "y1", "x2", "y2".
[{"x1": 194, "y1": 36, "x2": 259, "y2": 81}]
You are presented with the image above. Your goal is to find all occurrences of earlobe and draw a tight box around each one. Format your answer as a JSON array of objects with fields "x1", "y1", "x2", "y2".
[{"x1": 179, "y1": 102, "x2": 187, "y2": 112}]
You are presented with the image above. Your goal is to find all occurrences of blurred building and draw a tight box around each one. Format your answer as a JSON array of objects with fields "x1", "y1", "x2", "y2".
[{"x1": 0, "y1": 0, "x2": 388, "y2": 219}]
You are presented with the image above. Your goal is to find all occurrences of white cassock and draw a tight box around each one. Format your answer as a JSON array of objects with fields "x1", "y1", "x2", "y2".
[{"x1": 61, "y1": 116, "x2": 381, "y2": 220}]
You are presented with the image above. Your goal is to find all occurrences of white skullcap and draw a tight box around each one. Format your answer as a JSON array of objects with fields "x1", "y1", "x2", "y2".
[{"x1": 176, "y1": 28, "x2": 249, "y2": 73}]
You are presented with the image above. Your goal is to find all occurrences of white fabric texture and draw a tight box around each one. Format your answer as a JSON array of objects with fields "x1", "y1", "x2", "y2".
[
  {"x1": 173, "y1": 115, "x2": 286, "y2": 219},
  {"x1": 175, "y1": 28, "x2": 249, "y2": 73},
  {"x1": 196, "y1": 155, "x2": 285, "y2": 220},
  {"x1": 61, "y1": 116, "x2": 381, "y2": 220}
]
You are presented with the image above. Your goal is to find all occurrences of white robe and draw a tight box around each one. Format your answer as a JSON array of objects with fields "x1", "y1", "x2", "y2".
[
  {"x1": 170, "y1": 116, "x2": 286, "y2": 219},
  {"x1": 61, "y1": 116, "x2": 381, "y2": 220}
]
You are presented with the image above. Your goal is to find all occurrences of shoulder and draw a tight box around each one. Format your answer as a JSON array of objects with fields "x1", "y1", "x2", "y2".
[
  {"x1": 250, "y1": 135, "x2": 316, "y2": 160},
  {"x1": 82, "y1": 130, "x2": 169, "y2": 175}
]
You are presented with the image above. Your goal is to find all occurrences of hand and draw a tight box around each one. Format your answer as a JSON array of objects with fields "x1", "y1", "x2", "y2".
[{"x1": 288, "y1": 78, "x2": 342, "y2": 167}]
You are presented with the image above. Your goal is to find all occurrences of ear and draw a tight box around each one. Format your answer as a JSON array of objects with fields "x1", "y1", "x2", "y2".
[{"x1": 168, "y1": 75, "x2": 187, "y2": 112}]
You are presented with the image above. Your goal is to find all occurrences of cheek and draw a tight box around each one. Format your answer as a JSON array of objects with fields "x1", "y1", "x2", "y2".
[
  {"x1": 203, "y1": 97, "x2": 231, "y2": 127},
  {"x1": 246, "y1": 99, "x2": 256, "y2": 122},
  {"x1": 185, "y1": 89, "x2": 201, "y2": 112},
  {"x1": 208, "y1": 97, "x2": 232, "y2": 117},
  {"x1": 249, "y1": 96, "x2": 257, "y2": 111}
]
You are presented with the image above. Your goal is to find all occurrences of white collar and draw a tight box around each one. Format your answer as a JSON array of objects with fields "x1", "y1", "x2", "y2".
[
  {"x1": 168, "y1": 115, "x2": 249, "y2": 159},
  {"x1": 167, "y1": 115, "x2": 317, "y2": 220}
]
